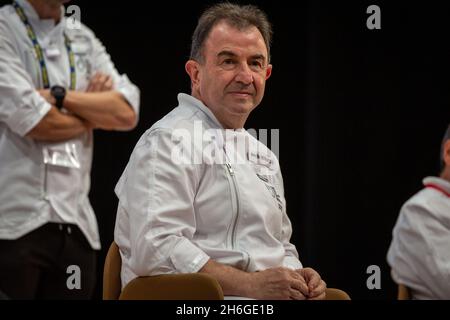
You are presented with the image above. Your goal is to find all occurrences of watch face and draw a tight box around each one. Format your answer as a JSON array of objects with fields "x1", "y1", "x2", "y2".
[
  {"x1": 51, "y1": 86, "x2": 66, "y2": 109},
  {"x1": 52, "y1": 86, "x2": 66, "y2": 97}
]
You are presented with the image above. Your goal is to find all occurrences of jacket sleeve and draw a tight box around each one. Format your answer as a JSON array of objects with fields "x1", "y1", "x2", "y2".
[
  {"x1": 0, "y1": 20, "x2": 51, "y2": 136},
  {"x1": 276, "y1": 168, "x2": 303, "y2": 270},
  {"x1": 81, "y1": 25, "x2": 140, "y2": 121},
  {"x1": 280, "y1": 207, "x2": 303, "y2": 270},
  {"x1": 115, "y1": 128, "x2": 210, "y2": 276},
  {"x1": 387, "y1": 198, "x2": 450, "y2": 299}
]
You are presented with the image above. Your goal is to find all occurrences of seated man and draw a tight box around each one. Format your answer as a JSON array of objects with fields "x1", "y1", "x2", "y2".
[
  {"x1": 387, "y1": 124, "x2": 450, "y2": 299},
  {"x1": 114, "y1": 3, "x2": 326, "y2": 300}
]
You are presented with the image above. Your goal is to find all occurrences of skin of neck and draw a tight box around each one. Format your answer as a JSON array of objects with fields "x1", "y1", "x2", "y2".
[
  {"x1": 440, "y1": 140, "x2": 450, "y2": 182},
  {"x1": 440, "y1": 166, "x2": 450, "y2": 183},
  {"x1": 191, "y1": 89, "x2": 249, "y2": 129},
  {"x1": 27, "y1": 0, "x2": 62, "y2": 23}
]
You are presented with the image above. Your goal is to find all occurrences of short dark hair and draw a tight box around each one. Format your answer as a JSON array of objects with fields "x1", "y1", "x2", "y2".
[
  {"x1": 190, "y1": 3, "x2": 273, "y2": 63},
  {"x1": 440, "y1": 124, "x2": 450, "y2": 173}
]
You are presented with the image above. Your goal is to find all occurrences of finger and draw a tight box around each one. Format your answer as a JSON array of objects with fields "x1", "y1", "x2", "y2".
[
  {"x1": 103, "y1": 76, "x2": 113, "y2": 91},
  {"x1": 93, "y1": 74, "x2": 104, "y2": 92},
  {"x1": 289, "y1": 277, "x2": 309, "y2": 296},
  {"x1": 290, "y1": 270, "x2": 308, "y2": 285},
  {"x1": 87, "y1": 73, "x2": 100, "y2": 92},
  {"x1": 90, "y1": 73, "x2": 105, "y2": 92},
  {"x1": 300, "y1": 268, "x2": 321, "y2": 291},
  {"x1": 307, "y1": 272, "x2": 321, "y2": 291},
  {"x1": 98, "y1": 74, "x2": 108, "y2": 86},
  {"x1": 86, "y1": 82, "x2": 94, "y2": 92},
  {"x1": 309, "y1": 280, "x2": 327, "y2": 298},
  {"x1": 289, "y1": 288, "x2": 306, "y2": 300}
]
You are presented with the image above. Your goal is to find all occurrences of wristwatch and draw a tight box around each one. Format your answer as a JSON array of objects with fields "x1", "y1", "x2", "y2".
[{"x1": 50, "y1": 85, "x2": 66, "y2": 109}]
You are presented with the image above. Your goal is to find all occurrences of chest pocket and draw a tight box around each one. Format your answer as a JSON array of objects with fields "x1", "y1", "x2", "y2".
[
  {"x1": 255, "y1": 169, "x2": 284, "y2": 213},
  {"x1": 247, "y1": 146, "x2": 284, "y2": 213},
  {"x1": 247, "y1": 152, "x2": 283, "y2": 212}
]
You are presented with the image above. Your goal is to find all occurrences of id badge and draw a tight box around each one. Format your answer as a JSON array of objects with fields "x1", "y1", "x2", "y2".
[
  {"x1": 43, "y1": 142, "x2": 80, "y2": 169},
  {"x1": 45, "y1": 46, "x2": 61, "y2": 58}
]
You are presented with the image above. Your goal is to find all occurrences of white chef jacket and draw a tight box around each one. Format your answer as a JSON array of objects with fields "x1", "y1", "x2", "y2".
[
  {"x1": 0, "y1": 0, "x2": 140, "y2": 249},
  {"x1": 387, "y1": 177, "x2": 450, "y2": 299},
  {"x1": 114, "y1": 93, "x2": 302, "y2": 288}
]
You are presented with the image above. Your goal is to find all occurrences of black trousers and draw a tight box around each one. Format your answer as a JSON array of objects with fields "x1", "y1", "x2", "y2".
[{"x1": 0, "y1": 223, "x2": 97, "y2": 300}]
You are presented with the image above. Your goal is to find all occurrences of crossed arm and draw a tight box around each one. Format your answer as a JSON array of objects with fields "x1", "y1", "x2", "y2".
[
  {"x1": 27, "y1": 73, "x2": 137, "y2": 141},
  {"x1": 200, "y1": 259, "x2": 327, "y2": 300}
]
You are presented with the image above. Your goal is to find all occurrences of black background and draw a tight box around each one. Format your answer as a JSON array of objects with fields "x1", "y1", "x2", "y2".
[{"x1": 1, "y1": 0, "x2": 449, "y2": 300}]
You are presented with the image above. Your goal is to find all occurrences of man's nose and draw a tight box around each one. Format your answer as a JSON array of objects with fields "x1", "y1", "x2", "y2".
[{"x1": 235, "y1": 64, "x2": 254, "y2": 85}]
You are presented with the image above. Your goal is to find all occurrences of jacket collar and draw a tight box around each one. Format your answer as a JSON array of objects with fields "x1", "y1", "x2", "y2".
[
  {"x1": 177, "y1": 93, "x2": 225, "y2": 129},
  {"x1": 423, "y1": 176, "x2": 450, "y2": 197}
]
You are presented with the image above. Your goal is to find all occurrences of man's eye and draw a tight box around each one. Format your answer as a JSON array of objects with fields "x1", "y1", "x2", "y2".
[
  {"x1": 250, "y1": 61, "x2": 263, "y2": 68},
  {"x1": 223, "y1": 59, "x2": 235, "y2": 65}
]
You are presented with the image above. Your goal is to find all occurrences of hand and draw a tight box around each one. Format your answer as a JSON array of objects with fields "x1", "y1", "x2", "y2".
[
  {"x1": 86, "y1": 72, "x2": 113, "y2": 92},
  {"x1": 296, "y1": 267, "x2": 327, "y2": 300},
  {"x1": 37, "y1": 89, "x2": 55, "y2": 105},
  {"x1": 247, "y1": 267, "x2": 309, "y2": 300}
]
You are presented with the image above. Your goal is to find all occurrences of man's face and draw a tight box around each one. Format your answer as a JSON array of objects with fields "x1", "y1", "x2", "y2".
[
  {"x1": 443, "y1": 139, "x2": 450, "y2": 181},
  {"x1": 187, "y1": 21, "x2": 272, "y2": 128}
]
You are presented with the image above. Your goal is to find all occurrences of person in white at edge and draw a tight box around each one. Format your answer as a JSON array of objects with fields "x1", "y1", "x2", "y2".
[
  {"x1": 0, "y1": 0, "x2": 140, "y2": 299},
  {"x1": 114, "y1": 3, "x2": 326, "y2": 300},
  {"x1": 387, "y1": 124, "x2": 450, "y2": 300}
]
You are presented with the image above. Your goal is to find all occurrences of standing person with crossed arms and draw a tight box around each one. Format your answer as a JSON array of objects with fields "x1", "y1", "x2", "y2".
[{"x1": 0, "y1": 0, "x2": 140, "y2": 299}]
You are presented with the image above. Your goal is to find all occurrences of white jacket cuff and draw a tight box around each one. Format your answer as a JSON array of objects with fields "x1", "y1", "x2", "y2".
[
  {"x1": 282, "y1": 255, "x2": 303, "y2": 270},
  {"x1": 169, "y1": 238, "x2": 210, "y2": 274},
  {"x1": 7, "y1": 95, "x2": 51, "y2": 137},
  {"x1": 115, "y1": 74, "x2": 140, "y2": 116}
]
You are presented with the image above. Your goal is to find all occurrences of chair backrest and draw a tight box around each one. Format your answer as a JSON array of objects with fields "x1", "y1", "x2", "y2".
[
  {"x1": 398, "y1": 284, "x2": 411, "y2": 300},
  {"x1": 325, "y1": 288, "x2": 351, "y2": 300},
  {"x1": 103, "y1": 241, "x2": 122, "y2": 300},
  {"x1": 102, "y1": 241, "x2": 224, "y2": 300}
]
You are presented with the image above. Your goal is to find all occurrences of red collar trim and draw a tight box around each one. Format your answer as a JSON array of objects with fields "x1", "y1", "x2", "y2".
[{"x1": 425, "y1": 183, "x2": 450, "y2": 198}]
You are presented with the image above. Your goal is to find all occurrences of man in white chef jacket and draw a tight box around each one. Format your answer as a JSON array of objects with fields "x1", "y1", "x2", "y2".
[
  {"x1": 114, "y1": 3, "x2": 326, "y2": 300},
  {"x1": 0, "y1": 0, "x2": 140, "y2": 299},
  {"x1": 387, "y1": 124, "x2": 450, "y2": 299}
]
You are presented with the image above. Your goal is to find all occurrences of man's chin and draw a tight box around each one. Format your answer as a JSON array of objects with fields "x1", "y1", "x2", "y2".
[
  {"x1": 228, "y1": 104, "x2": 255, "y2": 116},
  {"x1": 228, "y1": 96, "x2": 254, "y2": 106}
]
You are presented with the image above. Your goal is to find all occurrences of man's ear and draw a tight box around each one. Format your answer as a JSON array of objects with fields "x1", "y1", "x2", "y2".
[
  {"x1": 444, "y1": 140, "x2": 450, "y2": 166},
  {"x1": 265, "y1": 64, "x2": 272, "y2": 80},
  {"x1": 185, "y1": 60, "x2": 201, "y2": 88}
]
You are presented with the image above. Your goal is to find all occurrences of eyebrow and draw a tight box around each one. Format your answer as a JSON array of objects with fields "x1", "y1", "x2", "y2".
[
  {"x1": 217, "y1": 50, "x2": 238, "y2": 59},
  {"x1": 217, "y1": 50, "x2": 266, "y2": 62}
]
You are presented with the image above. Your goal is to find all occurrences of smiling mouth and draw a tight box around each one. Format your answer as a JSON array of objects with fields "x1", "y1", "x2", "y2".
[{"x1": 228, "y1": 92, "x2": 253, "y2": 97}]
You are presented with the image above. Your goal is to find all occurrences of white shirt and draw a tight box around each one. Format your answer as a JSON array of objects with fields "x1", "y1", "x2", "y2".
[
  {"x1": 0, "y1": 0, "x2": 140, "y2": 249},
  {"x1": 387, "y1": 177, "x2": 450, "y2": 299},
  {"x1": 114, "y1": 93, "x2": 302, "y2": 288}
]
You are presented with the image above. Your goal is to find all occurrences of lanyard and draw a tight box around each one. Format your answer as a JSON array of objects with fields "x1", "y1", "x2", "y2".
[
  {"x1": 425, "y1": 183, "x2": 450, "y2": 198},
  {"x1": 13, "y1": 1, "x2": 76, "y2": 90}
]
